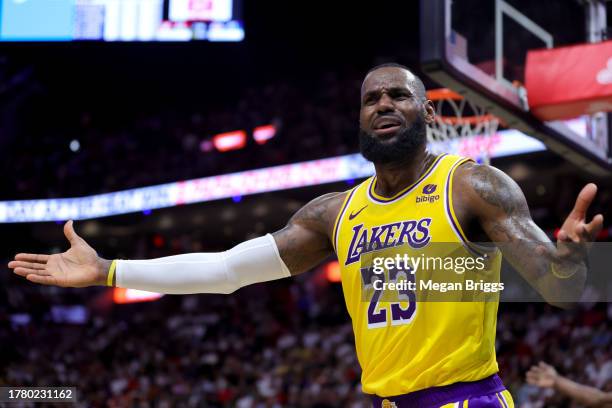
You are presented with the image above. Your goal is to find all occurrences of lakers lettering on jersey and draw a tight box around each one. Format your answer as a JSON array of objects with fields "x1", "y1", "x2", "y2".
[{"x1": 333, "y1": 154, "x2": 502, "y2": 397}]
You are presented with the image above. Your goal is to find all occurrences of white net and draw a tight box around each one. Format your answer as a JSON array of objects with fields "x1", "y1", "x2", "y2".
[{"x1": 426, "y1": 90, "x2": 500, "y2": 164}]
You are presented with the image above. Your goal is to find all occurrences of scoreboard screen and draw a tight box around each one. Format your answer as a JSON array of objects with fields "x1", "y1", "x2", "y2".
[{"x1": 0, "y1": 0, "x2": 244, "y2": 42}]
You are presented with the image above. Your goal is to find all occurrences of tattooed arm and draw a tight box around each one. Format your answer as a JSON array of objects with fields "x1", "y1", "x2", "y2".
[
  {"x1": 453, "y1": 163, "x2": 603, "y2": 307},
  {"x1": 273, "y1": 192, "x2": 348, "y2": 275}
]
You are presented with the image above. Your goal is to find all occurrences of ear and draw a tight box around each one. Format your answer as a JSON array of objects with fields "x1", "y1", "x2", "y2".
[{"x1": 423, "y1": 100, "x2": 435, "y2": 125}]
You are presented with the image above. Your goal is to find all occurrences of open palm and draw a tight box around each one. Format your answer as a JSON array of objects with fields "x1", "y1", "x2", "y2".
[{"x1": 8, "y1": 220, "x2": 105, "y2": 287}]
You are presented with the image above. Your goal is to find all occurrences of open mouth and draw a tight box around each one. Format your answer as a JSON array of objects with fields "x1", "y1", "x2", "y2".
[
  {"x1": 373, "y1": 125, "x2": 401, "y2": 136},
  {"x1": 373, "y1": 117, "x2": 403, "y2": 136}
]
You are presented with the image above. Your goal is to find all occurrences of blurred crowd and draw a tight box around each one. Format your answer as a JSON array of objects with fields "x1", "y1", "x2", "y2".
[
  {"x1": 1, "y1": 270, "x2": 369, "y2": 407},
  {"x1": 498, "y1": 304, "x2": 611, "y2": 407},
  {"x1": 2, "y1": 65, "x2": 361, "y2": 200},
  {"x1": 1, "y1": 254, "x2": 610, "y2": 407}
]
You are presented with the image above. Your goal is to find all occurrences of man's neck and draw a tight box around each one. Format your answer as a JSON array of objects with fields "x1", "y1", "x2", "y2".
[{"x1": 372, "y1": 147, "x2": 435, "y2": 197}]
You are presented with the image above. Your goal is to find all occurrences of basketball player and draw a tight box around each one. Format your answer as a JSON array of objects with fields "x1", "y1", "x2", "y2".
[{"x1": 9, "y1": 64, "x2": 603, "y2": 407}]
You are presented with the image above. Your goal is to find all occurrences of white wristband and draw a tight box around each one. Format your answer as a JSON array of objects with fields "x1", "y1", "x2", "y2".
[{"x1": 116, "y1": 234, "x2": 291, "y2": 294}]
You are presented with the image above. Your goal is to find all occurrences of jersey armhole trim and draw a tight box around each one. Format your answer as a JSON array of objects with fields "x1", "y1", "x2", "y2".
[
  {"x1": 332, "y1": 186, "x2": 359, "y2": 254},
  {"x1": 445, "y1": 158, "x2": 497, "y2": 257}
]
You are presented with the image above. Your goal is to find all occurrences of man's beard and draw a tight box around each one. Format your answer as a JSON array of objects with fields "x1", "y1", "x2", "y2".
[{"x1": 359, "y1": 115, "x2": 427, "y2": 164}]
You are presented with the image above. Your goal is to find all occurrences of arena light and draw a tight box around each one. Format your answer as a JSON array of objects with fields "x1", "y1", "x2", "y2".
[
  {"x1": 324, "y1": 261, "x2": 342, "y2": 283},
  {"x1": 0, "y1": 130, "x2": 551, "y2": 223},
  {"x1": 113, "y1": 288, "x2": 164, "y2": 304},
  {"x1": 213, "y1": 130, "x2": 247, "y2": 152},
  {"x1": 253, "y1": 124, "x2": 276, "y2": 144}
]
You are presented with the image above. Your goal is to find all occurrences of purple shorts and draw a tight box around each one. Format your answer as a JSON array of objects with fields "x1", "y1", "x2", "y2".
[{"x1": 370, "y1": 374, "x2": 513, "y2": 408}]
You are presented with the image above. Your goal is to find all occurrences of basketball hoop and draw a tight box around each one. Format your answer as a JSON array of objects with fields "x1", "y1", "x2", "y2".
[{"x1": 426, "y1": 88, "x2": 501, "y2": 164}]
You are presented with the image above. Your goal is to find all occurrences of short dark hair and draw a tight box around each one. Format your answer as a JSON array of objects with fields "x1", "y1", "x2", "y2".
[{"x1": 364, "y1": 63, "x2": 427, "y2": 101}]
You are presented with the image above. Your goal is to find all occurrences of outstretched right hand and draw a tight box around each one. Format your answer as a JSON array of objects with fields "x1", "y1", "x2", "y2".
[{"x1": 8, "y1": 220, "x2": 109, "y2": 287}]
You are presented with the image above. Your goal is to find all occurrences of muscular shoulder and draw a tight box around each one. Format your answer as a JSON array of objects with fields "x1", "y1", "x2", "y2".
[
  {"x1": 273, "y1": 191, "x2": 349, "y2": 274},
  {"x1": 288, "y1": 191, "x2": 349, "y2": 238},
  {"x1": 453, "y1": 161, "x2": 530, "y2": 221}
]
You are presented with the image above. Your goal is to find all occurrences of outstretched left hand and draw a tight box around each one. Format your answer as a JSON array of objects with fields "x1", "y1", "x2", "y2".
[{"x1": 557, "y1": 183, "x2": 604, "y2": 245}]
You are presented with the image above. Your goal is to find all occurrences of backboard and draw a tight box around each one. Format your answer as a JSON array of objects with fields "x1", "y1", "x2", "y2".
[{"x1": 420, "y1": 0, "x2": 612, "y2": 175}]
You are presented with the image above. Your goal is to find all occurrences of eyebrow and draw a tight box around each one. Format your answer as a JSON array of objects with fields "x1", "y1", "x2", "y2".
[{"x1": 362, "y1": 86, "x2": 413, "y2": 101}]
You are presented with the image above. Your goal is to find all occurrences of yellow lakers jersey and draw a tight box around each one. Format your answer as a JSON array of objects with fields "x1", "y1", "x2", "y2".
[{"x1": 333, "y1": 154, "x2": 502, "y2": 397}]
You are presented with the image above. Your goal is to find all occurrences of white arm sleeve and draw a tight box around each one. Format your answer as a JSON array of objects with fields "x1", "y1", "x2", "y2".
[{"x1": 115, "y1": 234, "x2": 291, "y2": 294}]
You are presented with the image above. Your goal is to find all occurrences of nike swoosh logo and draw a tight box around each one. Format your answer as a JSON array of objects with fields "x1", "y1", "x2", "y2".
[{"x1": 349, "y1": 205, "x2": 368, "y2": 220}]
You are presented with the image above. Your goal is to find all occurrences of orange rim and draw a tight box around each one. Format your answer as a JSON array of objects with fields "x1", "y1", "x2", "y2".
[
  {"x1": 426, "y1": 88, "x2": 463, "y2": 100},
  {"x1": 434, "y1": 114, "x2": 499, "y2": 125},
  {"x1": 427, "y1": 88, "x2": 505, "y2": 126}
]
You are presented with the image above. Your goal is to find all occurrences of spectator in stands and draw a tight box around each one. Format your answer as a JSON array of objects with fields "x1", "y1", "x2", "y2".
[{"x1": 526, "y1": 361, "x2": 612, "y2": 407}]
